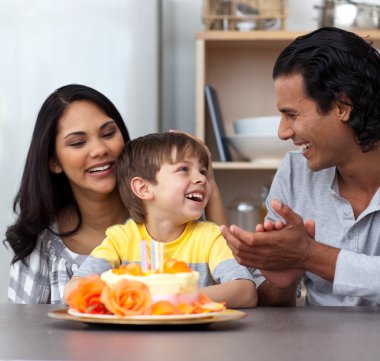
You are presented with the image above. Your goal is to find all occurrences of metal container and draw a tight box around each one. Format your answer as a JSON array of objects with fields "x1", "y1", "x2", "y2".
[{"x1": 315, "y1": 0, "x2": 380, "y2": 29}]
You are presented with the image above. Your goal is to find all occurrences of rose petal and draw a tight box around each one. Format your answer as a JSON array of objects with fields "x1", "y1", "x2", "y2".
[
  {"x1": 194, "y1": 293, "x2": 225, "y2": 313},
  {"x1": 113, "y1": 264, "x2": 144, "y2": 275},
  {"x1": 176, "y1": 303, "x2": 196, "y2": 314},
  {"x1": 163, "y1": 259, "x2": 192, "y2": 273},
  {"x1": 152, "y1": 301, "x2": 178, "y2": 315}
]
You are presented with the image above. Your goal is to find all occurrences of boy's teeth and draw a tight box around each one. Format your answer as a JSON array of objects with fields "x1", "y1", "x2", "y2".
[
  {"x1": 89, "y1": 164, "x2": 111, "y2": 173},
  {"x1": 186, "y1": 192, "x2": 203, "y2": 201}
]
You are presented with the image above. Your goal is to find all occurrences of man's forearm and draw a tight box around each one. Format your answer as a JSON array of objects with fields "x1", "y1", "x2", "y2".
[
  {"x1": 258, "y1": 281, "x2": 297, "y2": 306},
  {"x1": 302, "y1": 241, "x2": 340, "y2": 282}
]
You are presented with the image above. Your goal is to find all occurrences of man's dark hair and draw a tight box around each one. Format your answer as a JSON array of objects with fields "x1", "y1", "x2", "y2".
[{"x1": 273, "y1": 27, "x2": 380, "y2": 152}]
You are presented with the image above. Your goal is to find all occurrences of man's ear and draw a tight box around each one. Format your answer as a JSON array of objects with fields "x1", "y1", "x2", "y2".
[
  {"x1": 130, "y1": 177, "x2": 153, "y2": 200},
  {"x1": 337, "y1": 97, "x2": 352, "y2": 122},
  {"x1": 49, "y1": 157, "x2": 63, "y2": 174}
]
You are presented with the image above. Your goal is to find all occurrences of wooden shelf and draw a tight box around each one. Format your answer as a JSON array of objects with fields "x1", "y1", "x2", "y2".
[{"x1": 196, "y1": 29, "x2": 380, "y2": 43}]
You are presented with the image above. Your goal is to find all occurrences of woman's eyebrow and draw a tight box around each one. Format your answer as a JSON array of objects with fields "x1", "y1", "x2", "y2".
[
  {"x1": 63, "y1": 120, "x2": 115, "y2": 139},
  {"x1": 99, "y1": 119, "x2": 116, "y2": 129}
]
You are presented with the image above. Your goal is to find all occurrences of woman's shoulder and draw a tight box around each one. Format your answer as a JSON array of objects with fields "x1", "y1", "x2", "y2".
[
  {"x1": 9, "y1": 225, "x2": 63, "y2": 277},
  {"x1": 33, "y1": 224, "x2": 86, "y2": 265},
  {"x1": 9, "y1": 224, "x2": 86, "y2": 304},
  {"x1": 36, "y1": 224, "x2": 63, "y2": 254}
]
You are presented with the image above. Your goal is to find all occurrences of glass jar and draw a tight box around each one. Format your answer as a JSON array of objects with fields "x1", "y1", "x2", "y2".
[{"x1": 228, "y1": 196, "x2": 259, "y2": 232}]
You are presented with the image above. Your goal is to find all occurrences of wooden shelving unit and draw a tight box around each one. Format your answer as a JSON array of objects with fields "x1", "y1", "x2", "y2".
[{"x1": 195, "y1": 30, "x2": 380, "y2": 171}]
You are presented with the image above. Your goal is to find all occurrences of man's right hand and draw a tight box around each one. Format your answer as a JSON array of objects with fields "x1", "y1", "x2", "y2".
[
  {"x1": 256, "y1": 219, "x2": 315, "y2": 289},
  {"x1": 254, "y1": 219, "x2": 315, "y2": 306}
]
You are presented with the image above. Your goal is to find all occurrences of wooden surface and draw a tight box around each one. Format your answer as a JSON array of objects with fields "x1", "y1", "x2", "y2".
[{"x1": 196, "y1": 30, "x2": 380, "y2": 42}]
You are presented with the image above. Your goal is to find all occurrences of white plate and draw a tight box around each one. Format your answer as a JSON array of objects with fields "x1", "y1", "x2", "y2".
[
  {"x1": 68, "y1": 308, "x2": 223, "y2": 320},
  {"x1": 48, "y1": 308, "x2": 246, "y2": 326}
]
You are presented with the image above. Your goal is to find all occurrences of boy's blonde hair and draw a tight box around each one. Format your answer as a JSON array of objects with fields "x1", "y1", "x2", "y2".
[{"x1": 117, "y1": 132, "x2": 209, "y2": 223}]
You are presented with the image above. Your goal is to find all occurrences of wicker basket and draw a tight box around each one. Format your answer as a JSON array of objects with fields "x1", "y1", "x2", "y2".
[{"x1": 202, "y1": 0, "x2": 288, "y2": 31}]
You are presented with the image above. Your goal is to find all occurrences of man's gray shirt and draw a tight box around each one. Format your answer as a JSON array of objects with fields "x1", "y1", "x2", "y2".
[{"x1": 267, "y1": 151, "x2": 380, "y2": 306}]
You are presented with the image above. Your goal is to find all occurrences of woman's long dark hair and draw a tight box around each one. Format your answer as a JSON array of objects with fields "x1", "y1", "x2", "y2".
[
  {"x1": 4, "y1": 84, "x2": 130, "y2": 263},
  {"x1": 273, "y1": 27, "x2": 380, "y2": 152}
]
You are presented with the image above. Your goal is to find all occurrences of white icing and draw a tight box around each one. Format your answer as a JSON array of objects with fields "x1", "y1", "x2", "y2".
[{"x1": 101, "y1": 269, "x2": 200, "y2": 305}]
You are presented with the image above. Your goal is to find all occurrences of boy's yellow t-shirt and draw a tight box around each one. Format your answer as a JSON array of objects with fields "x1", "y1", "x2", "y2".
[{"x1": 75, "y1": 219, "x2": 256, "y2": 287}]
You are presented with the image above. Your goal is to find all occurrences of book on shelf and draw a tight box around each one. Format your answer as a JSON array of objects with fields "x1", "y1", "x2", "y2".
[{"x1": 204, "y1": 85, "x2": 232, "y2": 161}]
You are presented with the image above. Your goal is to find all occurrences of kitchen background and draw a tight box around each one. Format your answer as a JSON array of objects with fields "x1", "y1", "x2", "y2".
[{"x1": 0, "y1": 0, "x2": 378, "y2": 303}]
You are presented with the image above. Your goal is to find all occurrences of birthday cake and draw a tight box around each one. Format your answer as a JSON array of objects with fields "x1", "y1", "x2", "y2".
[
  {"x1": 101, "y1": 260, "x2": 200, "y2": 305},
  {"x1": 67, "y1": 259, "x2": 225, "y2": 316}
]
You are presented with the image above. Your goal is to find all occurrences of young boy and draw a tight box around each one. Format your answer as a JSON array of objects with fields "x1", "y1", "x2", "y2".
[{"x1": 64, "y1": 132, "x2": 258, "y2": 308}]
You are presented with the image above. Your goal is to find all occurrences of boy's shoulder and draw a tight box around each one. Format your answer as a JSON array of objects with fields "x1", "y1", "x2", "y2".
[{"x1": 105, "y1": 218, "x2": 139, "y2": 236}]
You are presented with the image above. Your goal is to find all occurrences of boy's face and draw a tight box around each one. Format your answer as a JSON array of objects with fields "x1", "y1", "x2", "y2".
[{"x1": 148, "y1": 151, "x2": 211, "y2": 223}]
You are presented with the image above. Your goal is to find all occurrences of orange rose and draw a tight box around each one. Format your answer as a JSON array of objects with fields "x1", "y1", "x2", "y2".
[
  {"x1": 66, "y1": 275, "x2": 108, "y2": 314},
  {"x1": 101, "y1": 280, "x2": 152, "y2": 316}
]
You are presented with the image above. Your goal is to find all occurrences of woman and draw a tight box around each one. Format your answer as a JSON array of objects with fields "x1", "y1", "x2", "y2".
[{"x1": 5, "y1": 84, "x2": 227, "y2": 304}]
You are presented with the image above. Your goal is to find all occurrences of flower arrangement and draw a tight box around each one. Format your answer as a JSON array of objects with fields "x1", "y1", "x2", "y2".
[{"x1": 66, "y1": 260, "x2": 225, "y2": 316}]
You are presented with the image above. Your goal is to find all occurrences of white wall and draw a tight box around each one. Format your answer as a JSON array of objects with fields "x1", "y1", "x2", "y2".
[{"x1": 0, "y1": 0, "x2": 159, "y2": 303}]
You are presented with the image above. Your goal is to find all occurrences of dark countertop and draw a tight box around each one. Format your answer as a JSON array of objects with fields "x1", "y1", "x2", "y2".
[{"x1": 1, "y1": 304, "x2": 380, "y2": 361}]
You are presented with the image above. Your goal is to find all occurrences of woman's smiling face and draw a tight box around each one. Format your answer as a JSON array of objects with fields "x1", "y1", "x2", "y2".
[{"x1": 50, "y1": 100, "x2": 125, "y2": 198}]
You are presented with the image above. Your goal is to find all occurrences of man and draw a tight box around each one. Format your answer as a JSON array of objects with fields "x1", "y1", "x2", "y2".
[{"x1": 221, "y1": 27, "x2": 380, "y2": 306}]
